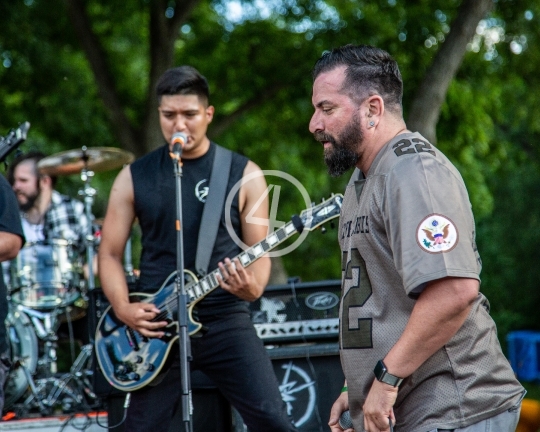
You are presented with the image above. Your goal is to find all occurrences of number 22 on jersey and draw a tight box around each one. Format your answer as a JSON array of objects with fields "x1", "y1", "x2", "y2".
[{"x1": 341, "y1": 248, "x2": 373, "y2": 349}]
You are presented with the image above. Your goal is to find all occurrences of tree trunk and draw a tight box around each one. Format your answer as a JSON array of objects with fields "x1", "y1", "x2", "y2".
[
  {"x1": 65, "y1": 0, "x2": 199, "y2": 157},
  {"x1": 406, "y1": 0, "x2": 493, "y2": 144},
  {"x1": 64, "y1": 0, "x2": 140, "y2": 155}
]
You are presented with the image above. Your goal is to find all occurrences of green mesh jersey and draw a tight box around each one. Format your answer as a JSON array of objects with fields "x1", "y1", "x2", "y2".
[{"x1": 339, "y1": 132, "x2": 523, "y2": 432}]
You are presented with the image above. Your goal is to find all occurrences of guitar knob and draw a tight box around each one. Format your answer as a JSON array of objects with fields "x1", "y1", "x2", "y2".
[
  {"x1": 146, "y1": 364, "x2": 155, "y2": 372},
  {"x1": 126, "y1": 372, "x2": 140, "y2": 381},
  {"x1": 135, "y1": 356, "x2": 143, "y2": 363}
]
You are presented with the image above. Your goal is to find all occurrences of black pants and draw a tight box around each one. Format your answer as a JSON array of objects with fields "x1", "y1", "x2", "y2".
[{"x1": 125, "y1": 310, "x2": 297, "y2": 432}]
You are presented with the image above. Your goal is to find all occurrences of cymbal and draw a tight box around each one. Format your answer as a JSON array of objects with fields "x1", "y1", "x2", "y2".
[{"x1": 38, "y1": 147, "x2": 135, "y2": 176}]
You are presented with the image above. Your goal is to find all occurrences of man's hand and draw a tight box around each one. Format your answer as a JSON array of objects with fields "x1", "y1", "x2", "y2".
[
  {"x1": 114, "y1": 302, "x2": 169, "y2": 338},
  {"x1": 362, "y1": 379, "x2": 397, "y2": 432},
  {"x1": 217, "y1": 257, "x2": 263, "y2": 301},
  {"x1": 329, "y1": 390, "x2": 352, "y2": 431}
]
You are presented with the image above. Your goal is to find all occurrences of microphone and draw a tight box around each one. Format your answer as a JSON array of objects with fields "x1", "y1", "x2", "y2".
[
  {"x1": 171, "y1": 132, "x2": 187, "y2": 155},
  {"x1": 338, "y1": 410, "x2": 353, "y2": 430}
]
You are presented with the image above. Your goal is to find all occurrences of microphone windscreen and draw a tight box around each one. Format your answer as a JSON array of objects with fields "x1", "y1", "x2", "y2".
[
  {"x1": 171, "y1": 132, "x2": 187, "y2": 146},
  {"x1": 338, "y1": 410, "x2": 353, "y2": 430}
]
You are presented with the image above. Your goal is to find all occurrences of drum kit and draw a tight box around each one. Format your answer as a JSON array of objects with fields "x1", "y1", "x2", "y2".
[{"x1": 3, "y1": 146, "x2": 135, "y2": 418}]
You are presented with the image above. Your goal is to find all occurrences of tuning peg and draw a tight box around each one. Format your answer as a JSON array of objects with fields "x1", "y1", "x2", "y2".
[
  {"x1": 321, "y1": 227, "x2": 327, "y2": 234},
  {"x1": 311, "y1": 202, "x2": 315, "y2": 208},
  {"x1": 330, "y1": 222, "x2": 335, "y2": 229}
]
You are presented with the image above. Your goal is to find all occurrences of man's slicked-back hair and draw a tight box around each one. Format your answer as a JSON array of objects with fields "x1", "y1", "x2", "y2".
[
  {"x1": 312, "y1": 44, "x2": 403, "y2": 114},
  {"x1": 156, "y1": 66, "x2": 210, "y2": 106}
]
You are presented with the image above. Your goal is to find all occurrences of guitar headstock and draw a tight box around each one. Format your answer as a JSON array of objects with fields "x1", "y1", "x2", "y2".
[
  {"x1": 299, "y1": 193, "x2": 343, "y2": 231},
  {"x1": 0, "y1": 121, "x2": 30, "y2": 163}
]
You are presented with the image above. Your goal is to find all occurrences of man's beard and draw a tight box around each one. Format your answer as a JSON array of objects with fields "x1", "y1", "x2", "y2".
[
  {"x1": 316, "y1": 114, "x2": 363, "y2": 177},
  {"x1": 18, "y1": 190, "x2": 39, "y2": 212}
]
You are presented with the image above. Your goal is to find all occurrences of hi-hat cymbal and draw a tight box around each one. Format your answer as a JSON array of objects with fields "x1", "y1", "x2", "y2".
[{"x1": 38, "y1": 147, "x2": 135, "y2": 176}]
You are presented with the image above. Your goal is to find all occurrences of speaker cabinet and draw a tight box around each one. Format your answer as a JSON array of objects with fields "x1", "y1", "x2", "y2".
[{"x1": 267, "y1": 343, "x2": 344, "y2": 432}]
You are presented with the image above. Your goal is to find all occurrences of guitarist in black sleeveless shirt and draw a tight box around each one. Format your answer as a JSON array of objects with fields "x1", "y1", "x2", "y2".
[{"x1": 98, "y1": 66, "x2": 297, "y2": 431}]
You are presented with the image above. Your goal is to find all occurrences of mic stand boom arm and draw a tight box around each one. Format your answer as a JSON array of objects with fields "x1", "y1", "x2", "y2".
[{"x1": 170, "y1": 147, "x2": 193, "y2": 432}]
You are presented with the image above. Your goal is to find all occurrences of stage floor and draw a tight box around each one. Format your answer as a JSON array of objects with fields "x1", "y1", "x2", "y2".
[{"x1": 0, "y1": 412, "x2": 107, "y2": 431}]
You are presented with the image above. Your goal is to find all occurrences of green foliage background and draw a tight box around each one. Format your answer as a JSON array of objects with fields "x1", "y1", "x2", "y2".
[{"x1": 1, "y1": 0, "x2": 540, "y2": 356}]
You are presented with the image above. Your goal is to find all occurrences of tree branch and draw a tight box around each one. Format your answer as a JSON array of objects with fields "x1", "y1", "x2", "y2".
[
  {"x1": 64, "y1": 0, "x2": 139, "y2": 154},
  {"x1": 406, "y1": 0, "x2": 493, "y2": 144},
  {"x1": 142, "y1": 0, "x2": 200, "y2": 153},
  {"x1": 209, "y1": 85, "x2": 283, "y2": 138}
]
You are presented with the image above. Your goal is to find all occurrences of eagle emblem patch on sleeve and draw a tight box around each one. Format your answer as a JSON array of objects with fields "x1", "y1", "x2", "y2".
[{"x1": 416, "y1": 214, "x2": 458, "y2": 253}]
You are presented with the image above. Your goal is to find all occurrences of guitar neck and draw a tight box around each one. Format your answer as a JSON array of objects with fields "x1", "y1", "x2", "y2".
[{"x1": 187, "y1": 219, "x2": 300, "y2": 304}]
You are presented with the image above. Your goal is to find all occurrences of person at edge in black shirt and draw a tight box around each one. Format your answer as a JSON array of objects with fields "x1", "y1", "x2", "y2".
[{"x1": 0, "y1": 174, "x2": 24, "y2": 413}]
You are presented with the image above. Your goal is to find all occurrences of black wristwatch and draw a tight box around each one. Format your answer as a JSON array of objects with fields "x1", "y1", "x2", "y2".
[{"x1": 374, "y1": 360, "x2": 403, "y2": 387}]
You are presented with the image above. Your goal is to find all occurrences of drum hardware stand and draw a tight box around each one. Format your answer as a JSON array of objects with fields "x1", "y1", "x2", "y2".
[
  {"x1": 22, "y1": 307, "x2": 61, "y2": 375},
  {"x1": 77, "y1": 146, "x2": 97, "y2": 292},
  {"x1": 12, "y1": 307, "x2": 99, "y2": 416},
  {"x1": 10, "y1": 358, "x2": 49, "y2": 415},
  {"x1": 124, "y1": 234, "x2": 136, "y2": 284}
]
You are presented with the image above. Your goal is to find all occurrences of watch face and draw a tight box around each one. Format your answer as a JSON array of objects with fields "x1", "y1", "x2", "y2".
[{"x1": 374, "y1": 360, "x2": 387, "y2": 379}]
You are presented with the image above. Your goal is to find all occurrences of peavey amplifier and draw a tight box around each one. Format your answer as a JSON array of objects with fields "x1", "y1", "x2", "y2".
[{"x1": 249, "y1": 279, "x2": 341, "y2": 343}]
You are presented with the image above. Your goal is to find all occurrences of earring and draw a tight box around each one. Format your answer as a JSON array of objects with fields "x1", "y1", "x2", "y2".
[{"x1": 369, "y1": 121, "x2": 375, "y2": 128}]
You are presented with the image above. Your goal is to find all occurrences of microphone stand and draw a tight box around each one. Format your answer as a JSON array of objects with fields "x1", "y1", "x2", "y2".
[{"x1": 170, "y1": 145, "x2": 193, "y2": 432}]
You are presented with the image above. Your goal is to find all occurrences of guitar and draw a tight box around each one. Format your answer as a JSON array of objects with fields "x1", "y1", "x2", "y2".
[
  {"x1": 95, "y1": 194, "x2": 343, "y2": 392},
  {"x1": 0, "y1": 122, "x2": 30, "y2": 163}
]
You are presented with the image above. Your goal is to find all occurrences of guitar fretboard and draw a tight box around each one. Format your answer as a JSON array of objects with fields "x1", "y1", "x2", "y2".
[{"x1": 186, "y1": 220, "x2": 300, "y2": 303}]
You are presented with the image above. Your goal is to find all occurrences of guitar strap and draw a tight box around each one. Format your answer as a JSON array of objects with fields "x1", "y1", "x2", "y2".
[{"x1": 194, "y1": 144, "x2": 233, "y2": 276}]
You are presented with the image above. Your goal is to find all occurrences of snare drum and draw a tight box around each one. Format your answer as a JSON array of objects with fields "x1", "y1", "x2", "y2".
[
  {"x1": 9, "y1": 240, "x2": 84, "y2": 309},
  {"x1": 3, "y1": 307, "x2": 38, "y2": 411}
]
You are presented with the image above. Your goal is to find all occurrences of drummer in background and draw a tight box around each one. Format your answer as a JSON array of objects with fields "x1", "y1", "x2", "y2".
[
  {"x1": 7, "y1": 151, "x2": 90, "y2": 249},
  {"x1": 0, "y1": 174, "x2": 24, "y2": 413},
  {"x1": 6, "y1": 151, "x2": 96, "y2": 342}
]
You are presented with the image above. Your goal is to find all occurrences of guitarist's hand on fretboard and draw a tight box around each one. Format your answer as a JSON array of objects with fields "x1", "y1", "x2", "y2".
[
  {"x1": 217, "y1": 257, "x2": 266, "y2": 302},
  {"x1": 115, "y1": 302, "x2": 169, "y2": 339}
]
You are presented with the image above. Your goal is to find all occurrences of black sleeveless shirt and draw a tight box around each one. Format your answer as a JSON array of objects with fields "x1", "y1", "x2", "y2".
[{"x1": 130, "y1": 143, "x2": 249, "y2": 312}]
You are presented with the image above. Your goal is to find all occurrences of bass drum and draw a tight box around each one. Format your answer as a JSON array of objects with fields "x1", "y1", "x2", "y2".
[{"x1": 3, "y1": 307, "x2": 38, "y2": 411}]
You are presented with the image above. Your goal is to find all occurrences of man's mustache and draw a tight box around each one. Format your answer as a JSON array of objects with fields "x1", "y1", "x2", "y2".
[{"x1": 313, "y1": 131, "x2": 336, "y2": 145}]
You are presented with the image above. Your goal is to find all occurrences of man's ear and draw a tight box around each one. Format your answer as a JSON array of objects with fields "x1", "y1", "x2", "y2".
[
  {"x1": 39, "y1": 175, "x2": 53, "y2": 188},
  {"x1": 367, "y1": 95, "x2": 384, "y2": 119},
  {"x1": 365, "y1": 95, "x2": 385, "y2": 129}
]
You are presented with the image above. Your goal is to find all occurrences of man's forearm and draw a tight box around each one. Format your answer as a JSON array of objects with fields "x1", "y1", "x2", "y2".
[
  {"x1": 99, "y1": 253, "x2": 132, "y2": 310},
  {"x1": 0, "y1": 232, "x2": 22, "y2": 262},
  {"x1": 383, "y1": 277, "x2": 478, "y2": 379}
]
